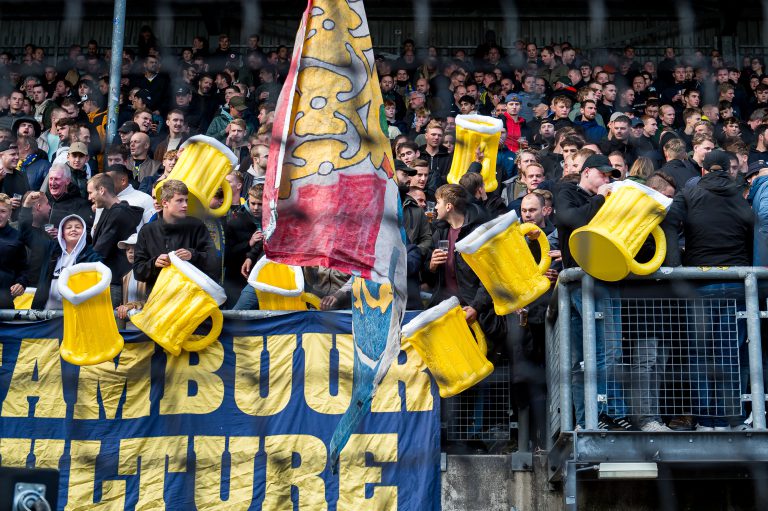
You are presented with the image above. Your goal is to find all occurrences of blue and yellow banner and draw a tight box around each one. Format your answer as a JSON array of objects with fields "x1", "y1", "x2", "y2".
[{"x1": 0, "y1": 313, "x2": 440, "y2": 510}]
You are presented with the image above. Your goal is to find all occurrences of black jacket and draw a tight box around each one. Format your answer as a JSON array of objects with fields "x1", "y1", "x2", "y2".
[
  {"x1": 659, "y1": 158, "x2": 699, "y2": 192},
  {"x1": 0, "y1": 169, "x2": 30, "y2": 221},
  {"x1": 663, "y1": 171, "x2": 754, "y2": 267},
  {"x1": 47, "y1": 184, "x2": 95, "y2": 230},
  {"x1": 133, "y1": 214, "x2": 220, "y2": 288},
  {"x1": 223, "y1": 205, "x2": 261, "y2": 301},
  {"x1": 16, "y1": 211, "x2": 52, "y2": 288},
  {"x1": 554, "y1": 181, "x2": 607, "y2": 269},
  {"x1": 0, "y1": 224, "x2": 28, "y2": 308},
  {"x1": 421, "y1": 145, "x2": 453, "y2": 200},
  {"x1": 401, "y1": 193, "x2": 432, "y2": 259},
  {"x1": 92, "y1": 202, "x2": 144, "y2": 284}
]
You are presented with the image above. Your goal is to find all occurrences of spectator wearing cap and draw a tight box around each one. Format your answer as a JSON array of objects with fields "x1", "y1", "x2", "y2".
[
  {"x1": 394, "y1": 159, "x2": 432, "y2": 260},
  {"x1": 103, "y1": 164, "x2": 156, "y2": 225},
  {"x1": 12, "y1": 117, "x2": 41, "y2": 140},
  {"x1": 86, "y1": 173, "x2": 145, "y2": 307},
  {"x1": 662, "y1": 150, "x2": 753, "y2": 430},
  {"x1": 115, "y1": 232, "x2": 148, "y2": 327},
  {"x1": 131, "y1": 89, "x2": 154, "y2": 114},
  {"x1": 206, "y1": 96, "x2": 255, "y2": 143},
  {"x1": 153, "y1": 109, "x2": 187, "y2": 163},
  {"x1": 555, "y1": 153, "x2": 629, "y2": 428},
  {"x1": 128, "y1": 132, "x2": 161, "y2": 182},
  {"x1": 132, "y1": 108, "x2": 157, "y2": 138},
  {"x1": 502, "y1": 93, "x2": 530, "y2": 153},
  {"x1": 0, "y1": 141, "x2": 29, "y2": 221},
  {"x1": 16, "y1": 135, "x2": 50, "y2": 190},
  {"x1": 117, "y1": 121, "x2": 140, "y2": 146},
  {"x1": 746, "y1": 159, "x2": 768, "y2": 265},
  {"x1": 64, "y1": 142, "x2": 91, "y2": 199}
]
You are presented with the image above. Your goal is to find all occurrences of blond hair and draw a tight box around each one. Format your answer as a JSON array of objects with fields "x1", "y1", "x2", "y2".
[{"x1": 160, "y1": 179, "x2": 188, "y2": 202}]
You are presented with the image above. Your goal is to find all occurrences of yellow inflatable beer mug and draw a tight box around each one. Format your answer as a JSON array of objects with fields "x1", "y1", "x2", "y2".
[
  {"x1": 131, "y1": 251, "x2": 226, "y2": 356},
  {"x1": 154, "y1": 135, "x2": 237, "y2": 218},
  {"x1": 247, "y1": 256, "x2": 321, "y2": 310},
  {"x1": 570, "y1": 179, "x2": 672, "y2": 281},
  {"x1": 402, "y1": 297, "x2": 493, "y2": 398},
  {"x1": 447, "y1": 114, "x2": 503, "y2": 193},
  {"x1": 456, "y1": 210, "x2": 551, "y2": 315},
  {"x1": 13, "y1": 287, "x2": 36, "y2": 309},
  {"x1": 58, "y1": 263, "x2": 124, "y2": 366}
]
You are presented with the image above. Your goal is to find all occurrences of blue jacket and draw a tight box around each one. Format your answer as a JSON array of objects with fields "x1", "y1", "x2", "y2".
[
  {"x1": 572, "y1": 118, "x2": 608, "y2": 144},
  {"x1": 748, "y1": 174, "x2": 768, "y2": 265}
]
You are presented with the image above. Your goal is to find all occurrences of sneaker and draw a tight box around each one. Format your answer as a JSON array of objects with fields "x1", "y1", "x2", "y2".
[
  {"x1": 598, "y1": 413, "x2": 619, "y2": 430},
  {"x1": 614, "y1": 416, "x2": 640, "y2": 431},
  {"x1": 668, "y1": 415, "x2": 695, "y2": 431},
  {"x1": 713, "y1": 425, "x2": 731, "y2": 432},
  {"x1": 731, "y1": 422, "x2": 752, "y2": 431},
  {"x1": 695, "y1": 424, "x2": 714, "y2": 431},
  {"x1": 641, "y1": 420, "x2": 673, "y2": 432}
]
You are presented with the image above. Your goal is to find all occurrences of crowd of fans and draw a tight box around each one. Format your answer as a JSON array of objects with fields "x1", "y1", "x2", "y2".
[{"x1": 0, "y1": 27, "x2": 766, "y2": 445}]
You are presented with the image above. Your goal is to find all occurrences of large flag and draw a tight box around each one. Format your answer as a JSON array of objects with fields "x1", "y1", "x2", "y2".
[{"x1": 263, "y1": 0, "x2": 408, "y2": 467}]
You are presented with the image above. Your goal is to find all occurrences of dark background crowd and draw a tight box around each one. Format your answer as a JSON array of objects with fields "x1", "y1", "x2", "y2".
[{"x1": 0, "y1": 25, "x2": 766, "y2": 445}]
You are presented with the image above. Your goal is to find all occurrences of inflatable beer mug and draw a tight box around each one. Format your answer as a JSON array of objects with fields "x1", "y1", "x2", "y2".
[
  {"x1": 247, "y1": 256, "x2": 321, "y2": 310},
  {"x1": 13, "y1": 287, "x2": 36, "y2": 310},
  {"x1": 570, "y1": 179, "x2": 672, "y2": 281},
  {"x1": 456, "y1": 210, "x2": 551, "y2": 316},
  {"x1": 131, "y1": 251, "x2": 226, "y2": 356},
  {"x1": 153, "y1": 135, "x2": 237, "y2": 218},
  {"x1": 401, "y1": 297, "x2": 493, "y2": 398},
  {"x1": 447, "y1": 115, "x2": 503, "y2": 193},
  {"x1": 57, "y1": 263, "x2": 124, "y2": 366}
]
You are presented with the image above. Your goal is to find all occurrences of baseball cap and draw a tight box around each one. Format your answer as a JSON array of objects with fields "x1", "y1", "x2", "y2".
[
  {"x1": 229, "y1": 96, "x2": 248, "y2": 112},
  {"x1": 609, "y1": 112, "x2": 630, "y2": 123},
  {"x1": 117, "y1": 233, "x2": 138, "y2": 250},
  {"x1": 702, "y1": 150, "x2": 731, "y2": 172},
  {"x1": 540, "y1": 118, "x2": 555, "y2": 127},
  {"x1": 68, "y1": 142, "x2": 88, "y2": 155},
  {"x1": 0, "y1": 140, "x2": 17, "y2": 153},
  {"x1": 631, "y1": 117, "x2": 644, "y2": 127},
  {"x1": 747, "y1": 159, "x2": 768, "y2": 179},
  {"x1": 582, "y1": 154, "x2": 621, "y2": 178},
  {"x1": 505, "y1": 93, "x2": 522, "y2": 103},
  {"x1": 118, "y1": 121, "x2": 140, "y2": 134},
  {"x1": 135, "y1": 89, "x2": 153, "y2": 106},
  {"x1": 394, "y1": 159, "x2": 417, "y2": 176},
  {"x1": 556, "y1": 76, "x2": 572, "y2": 86},
  {"x1": 175, "y1": 86, "x2": 191, "y2": 95}
]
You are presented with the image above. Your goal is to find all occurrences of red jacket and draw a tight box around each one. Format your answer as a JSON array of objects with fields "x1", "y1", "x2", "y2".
[{"x1": 502, "y1": 111, "x2": 526, "y2": 152}]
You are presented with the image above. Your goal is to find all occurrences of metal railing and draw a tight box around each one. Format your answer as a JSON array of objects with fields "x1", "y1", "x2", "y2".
[{"x1": 547, "y1": 267, "x2": 768, "y2": 438}]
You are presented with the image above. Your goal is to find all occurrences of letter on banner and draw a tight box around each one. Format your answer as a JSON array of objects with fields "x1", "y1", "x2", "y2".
[
  {"x1": 338, "y1": 434, "x2": 398, "y2": 510},
  {"x1": 67, "y1": 440, "x2": 127, "y2": 510},
  {"x1": 117, "y1": 436, "x2": 188, "y2": 509},
  {"x1": 73, "y1": 342, "x2": 154, "y2": 420},
  {"x1": 193, "y1": 436, "x2": 261, "y2": 510},
  {"x1": 234, "y1": 336, "x2": 294, "y2": 416},
  {"x1": 2, "y1": 339, "x2": 66, "y2": 418},
  {"x1": 262, "y1": 435, "x2": 326, "y2": 510},
  {"x1": 160, "y1": 341, "x2": 225, "y2": 415},
  {"x1": 303, "y1": 333, "x2": 353, "y2": 414}
]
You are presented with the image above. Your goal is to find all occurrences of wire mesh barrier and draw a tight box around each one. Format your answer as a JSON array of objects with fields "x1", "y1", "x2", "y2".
[
  {"x1": 602, "y1": 298, "x2": 742, "y2": 419},
  {"x1": 445, "y1": 362, "x2": 511, "y2": 443}
]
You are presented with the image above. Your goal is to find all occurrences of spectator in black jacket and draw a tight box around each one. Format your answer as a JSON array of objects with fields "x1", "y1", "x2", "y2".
[
  {"x1": 45, "y1": 164, "x2": 94, "y2": 229},
  {"x1": 225, "y1": 184, "x2": 263, "y2": 308},
  {"x1": 0, "y1": 140, "x2": 29, "y2": 222},
  {"x1": 419, "y1": 120, "x2": 452, "y2": 199},
  {"x1": 555, "y1": 154, "x2": 631, "y2": 430},
  {"x1": 659, "y1": 137, "x2": 698, "y2": 192},
  {"x1": 0, "y1": 194, "x2": 28, "y2": 308},
  {"x1": 133, "y1": 179, "x2": 219, "y2": 289},
  {"x1": 17, "y1": 191, "x2": 54, "y2": 292},
  {"x1": 662, "y1": 150, "x2": 753, "y2": 431},
  {"x1": 87, "y1": 174, "x2": 144, "y2": 307}
]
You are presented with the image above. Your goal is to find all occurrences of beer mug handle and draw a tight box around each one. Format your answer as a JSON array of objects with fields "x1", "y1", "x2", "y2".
[
  {"x1": 469, "y1": 321, "x2": 488, "y2": 356},
  {"x1": 518, "y1": 223, "x2": 551, "y2": 274},
  {"x1": 181, "y1": 307, "x2": 224, "y2": 352},
  {"x1": 302, "y1": 292, "x2": 322, "y2": 309},
  {"x1": 628, "y1": 226, "x2": 667, "y2": 276},
  {"x1": 208, "y1": 179, "x2": 234, "y2": 218}
]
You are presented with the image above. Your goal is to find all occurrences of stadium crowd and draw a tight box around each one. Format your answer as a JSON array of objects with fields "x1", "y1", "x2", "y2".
[{"x1": 0, "y1": 28, "x2": 766, "y2": 442}]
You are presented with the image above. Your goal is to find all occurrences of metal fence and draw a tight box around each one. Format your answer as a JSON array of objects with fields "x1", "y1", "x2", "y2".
[
  {"x1": 445, "y1": 362, "x2": 511, "y2": 444},
  {"x1": 547, "y1": 267, "x2": 768, "y2": 437}
]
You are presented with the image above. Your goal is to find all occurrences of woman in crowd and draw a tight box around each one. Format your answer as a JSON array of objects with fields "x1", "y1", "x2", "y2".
[{"x1": 32, "y1": 214, "x2": 102, "y2": 309}]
